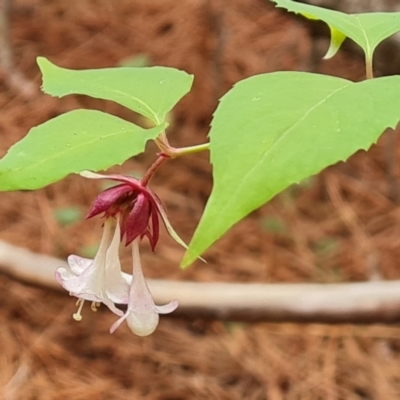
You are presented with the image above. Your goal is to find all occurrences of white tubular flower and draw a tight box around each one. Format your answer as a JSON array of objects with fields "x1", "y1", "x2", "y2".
[
  {"x1": 55, "y1": 218, "x2": 129, "y2": 321},
  {"x1": 110, "y1": 238, "x2": 178, "y2": 336}
]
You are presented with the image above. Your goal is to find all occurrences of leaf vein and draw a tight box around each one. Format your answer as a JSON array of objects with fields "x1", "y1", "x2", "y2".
[{"x1": 217, "y1": 83, "x2": 350, "y2": 220}]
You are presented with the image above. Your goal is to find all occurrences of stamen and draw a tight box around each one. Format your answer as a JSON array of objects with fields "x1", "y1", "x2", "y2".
[
  {"x1": 73, "y1": 299, "x2": 85, "y2": 321},
  {"x1": 91, "y1": 302, "x2": 101, "y2": 312}
]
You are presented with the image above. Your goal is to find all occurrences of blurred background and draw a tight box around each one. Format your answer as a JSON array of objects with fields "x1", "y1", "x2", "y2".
[{"x1": 2, "y1": 0, "x2": 400, "y2": 398}]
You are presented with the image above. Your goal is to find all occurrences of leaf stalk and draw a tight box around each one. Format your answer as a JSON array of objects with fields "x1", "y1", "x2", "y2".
[
  {"x1": 365, "y1": 56, "x2": 374, "y2": 79},
  {"x1": 155, "y1": 134, "x2": 210, "y2": 158}
]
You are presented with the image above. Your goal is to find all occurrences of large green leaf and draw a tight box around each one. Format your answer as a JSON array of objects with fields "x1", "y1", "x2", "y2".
[
  {"x1": 273, "y1": 0, "x2": 400, "y2": 61},
  {"x1": 182, "y1": 72, "x2": 400, "y2": 266},
  {"x1": 37, "y1": 57, "x2": 193, "y2": 125},
  {"x1": 0, "y1": 110, "x2": 165, "y2": 190}
]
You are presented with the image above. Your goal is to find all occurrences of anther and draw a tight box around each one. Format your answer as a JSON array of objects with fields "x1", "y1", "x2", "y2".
[
  {"x1": 73, "y1": 299, "x2": 85, "y2": 321},
  {"x1": 91, "y1": 302, "x2": 101, "y2": 312}
]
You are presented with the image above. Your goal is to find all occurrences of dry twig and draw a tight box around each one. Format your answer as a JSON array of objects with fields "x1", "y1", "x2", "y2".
[{"x1": 1, "y1": 240, "x2": 400, "y2": 323}]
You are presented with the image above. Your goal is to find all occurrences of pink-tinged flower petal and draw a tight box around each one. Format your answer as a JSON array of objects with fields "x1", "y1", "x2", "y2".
[
  {"x1": 55, "y1": 220, "x2": 113, "y2": 302},
  {"x1": 110, "y1": 239, "x2": 178, "y2": 336},
  {"x1": 104, "y1": 219, "x2": 129, "y2": 304},
  {"x1": 154, "y1": 300, "x2": 179, "y2": 314},
  {"x1": 126, "y1": 309, "x2": 159, "y2": 336},
  {"x1": 55, "y1": 218, "x2": 129, "y2": 317},
  {"x1": 66, "y1": 255, "x2": 92, "y2": 275},
  {"x1": 123, "y1": 193, "x2": 151, "y2": 245},
  {"x1": 86, "y1": 184, "x2": 133, "y2": 219},
  {"x1": 55, "y1": 267, "x2": 103, "y2": 304}
]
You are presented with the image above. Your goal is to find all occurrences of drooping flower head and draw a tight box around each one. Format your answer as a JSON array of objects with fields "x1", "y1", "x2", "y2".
[
  {"x1": 55, "y1": 217, "x2": 129, "y2": 320},
  {"x1": 81, "y1": 171, "x2": 187, "y2": 252},
  {"x1": 56, "y1": 170, "x2": 182, "y2": 335},
  {"x1": 110, "y1": 238, "x2": 178, "y2": 336}
]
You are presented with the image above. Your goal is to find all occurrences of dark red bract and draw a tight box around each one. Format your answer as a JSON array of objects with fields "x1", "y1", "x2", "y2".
[{"x1": 86, "y1": 174, "x2": 163, "y2": 251}]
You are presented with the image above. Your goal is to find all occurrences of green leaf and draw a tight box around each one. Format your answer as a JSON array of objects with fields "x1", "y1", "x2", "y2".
[
  {"x1": 37, "y1": 57, "x2": 193, "y2": 125},
  {"x1": 0, "y1": 110, "x2": 165, "y2": 190},
  {"x1": 272, "y1": 0, "x2": 400, "y2": 61},
  {"x1": 182, "y1": 72, "x2": 400, "y2": 266}
]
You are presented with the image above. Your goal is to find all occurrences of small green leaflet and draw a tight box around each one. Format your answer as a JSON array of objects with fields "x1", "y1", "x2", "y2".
[
  {"x1": 0, "y1": 58, "x2": 193, "y2": 191},
  {"x1": 272, "y1": 0, "x2": 400, "y2": 61},
  {"x1": 182, "y1": 72, "x2": 400, "y2": 266},
  {"x1": 0, "y1": 110, "x2": 166, "y2": 190},
  {"x1": 37, "y1": 57, "x2": 194, "y2": 125}
]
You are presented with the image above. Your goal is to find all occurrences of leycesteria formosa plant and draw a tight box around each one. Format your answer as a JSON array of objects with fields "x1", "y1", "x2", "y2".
[
  {"x1": 2, "y1": 1, "x2": 400, "y2": 336},
  {"x1": 56, "y1": 155, "x2": 180, "y2": 336}
]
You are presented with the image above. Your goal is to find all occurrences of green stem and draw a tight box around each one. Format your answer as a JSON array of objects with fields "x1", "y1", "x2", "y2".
[
  {"x1": 141, "y1": 140, "x2": 210, "y2": 187},
  {"x1": 155, "y1": 134, "x2": 210, "y2": 158},
  {"x1": 365, "y1": 55, "x2": 374, "y2": 79},
  {"x1": 168, "y1": 143, "x2": 210, "y2": 157}
]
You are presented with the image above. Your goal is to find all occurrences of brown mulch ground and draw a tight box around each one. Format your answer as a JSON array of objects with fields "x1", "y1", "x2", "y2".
[{"x1": 2, "y1": 0, "x2": 400, "y2": 399}]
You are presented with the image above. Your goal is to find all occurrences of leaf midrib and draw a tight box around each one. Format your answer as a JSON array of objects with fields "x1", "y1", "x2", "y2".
[
  {"x1": 85, "y1": 81, "x2": 160, "y2": 124},
  {"x1": 5, "y1": 126, "x2": 146, "y2": 175},
  {"x1": 212, "y1": 82, "x2": 350, "y2": 230}
]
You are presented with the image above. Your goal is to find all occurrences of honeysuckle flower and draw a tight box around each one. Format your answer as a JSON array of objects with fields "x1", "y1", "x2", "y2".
[
  {"x1": 80, "y1": 170, "x2": 188, "y2": 252},
  {"x1": 57, "y1": 169, "x2": 182, "y2": 336},
  {"x1": 55, "y1": 218, "x2": 129, "y2": 321},
  {"x1": 110, "y1": 238, "x2": 178, "y2": 336}
]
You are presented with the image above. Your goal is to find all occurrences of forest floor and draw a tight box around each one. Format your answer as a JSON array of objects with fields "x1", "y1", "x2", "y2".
[{"x1": 2, "y1": 0, "x2": 400, "y2": 399}]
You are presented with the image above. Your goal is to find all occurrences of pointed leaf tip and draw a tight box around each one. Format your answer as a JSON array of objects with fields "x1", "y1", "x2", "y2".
[
  {"x1": 185, "y1": 72, "x2": 400, "y2": 262},
  {"x1": 272, "y1": 0, "x2": 400, "y2": 63},
  {"x1": 36, "y1": 56, "x2": 194, "y2": 124}
]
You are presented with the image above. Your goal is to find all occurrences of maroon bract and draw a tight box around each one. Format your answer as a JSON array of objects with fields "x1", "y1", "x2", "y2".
[
  {"x1": 87, "y1": 175, "x2": 159, "y2": 247},
  {"x1": 83, "y1": 171, "x2": 178, "y2": 251}
]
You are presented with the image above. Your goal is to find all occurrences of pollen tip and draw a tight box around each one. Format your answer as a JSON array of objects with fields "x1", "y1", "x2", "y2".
[{"x1": 72, "y1": 313, "x2": 83, "y2": 321}]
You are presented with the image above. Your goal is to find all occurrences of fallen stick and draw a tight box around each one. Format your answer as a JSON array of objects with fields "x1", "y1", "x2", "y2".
[{"x1": 1, "y1": 239, "x2": 400, "y2": 323}]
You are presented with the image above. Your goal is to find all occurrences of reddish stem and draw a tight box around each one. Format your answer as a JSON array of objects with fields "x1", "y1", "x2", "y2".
[{"x1": 141, "y1": 154, "x2": 169, "y2": 187}]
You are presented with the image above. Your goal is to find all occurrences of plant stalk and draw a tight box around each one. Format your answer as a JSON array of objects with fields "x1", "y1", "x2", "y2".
[
  {"x1": 141, "y1": 154, "x2": 168, "y2": 187},
  {"x1": 168, "y1": 143, "x2": 210, "y2": 157},
  {"x1": 365, "y1": 55, "x2": 374, "y2": 79}
]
